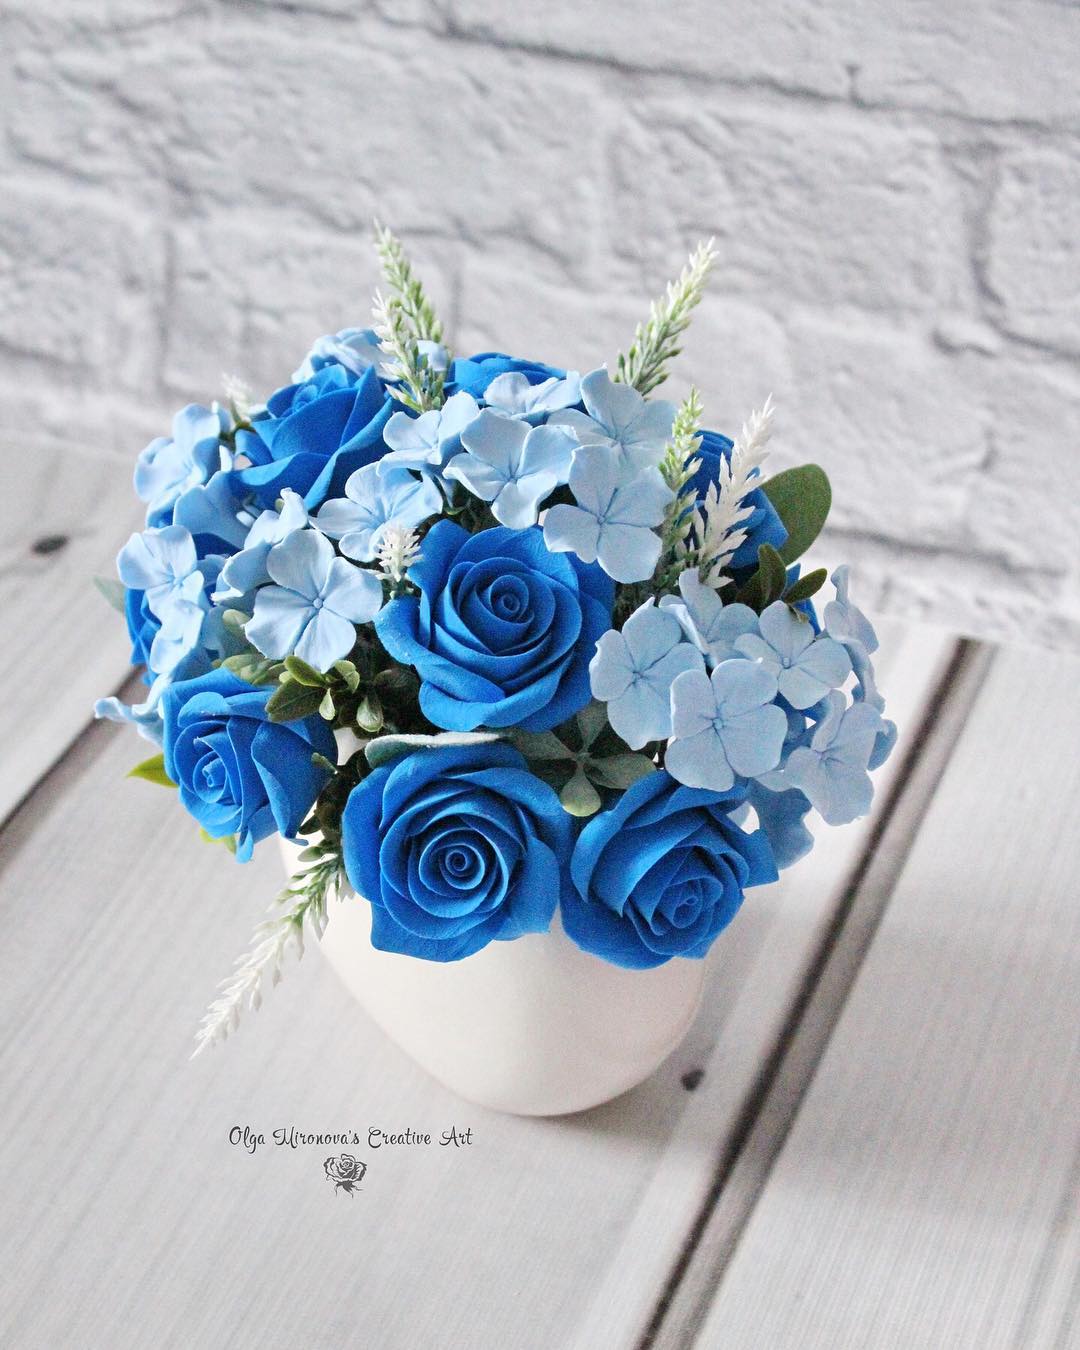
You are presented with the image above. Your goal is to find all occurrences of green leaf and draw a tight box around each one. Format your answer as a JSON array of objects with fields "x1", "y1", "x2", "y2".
[
  {"x1": 364, "y1": 731, "x2": 502, "y2": 770},
  {"x1": 266, "y1": 679, "x2": 325, "y2": 723},
  {"x1": 373, "y1": 665, "x2": 419, "y2": 697},
  {"x1": 575, "y1": 701, "x2": 609, "y2": 750},
  {"x1": 93, "y1": 576, "x2": 127, "y2": 614},
  {"x1": 311, "y1": 752, "x2": 338, "y2": 776},
  {"x1": 736, "y1": 543, "x2": 788, "y2": 612},
  {"x1": 283, "y1": 655, "x2": 327, "y2": 687},
  {"x1": 355, "y1": 693, "x2": 384, "y2": 735},
  {"x1": 319, "y1": 689, "x2": 335, "y2": 720},
  {"x1": 510, "y1": 730, "x2": 574, "y2": 762},
  {"x1": 782, "y1": 567, "x2": 828, "y2": 604},
  {"x1": 127, "y1": 753, "x2": 176, "y2": 788},
  {"x1": 199, "y1": 827, "x2": 237, "y2": 854},
  {"x1": 760, "y1": 464, "x2": 832, "y2": 565},
  {"x1": 587, "y1": 753, "x2": 657, "y2": 791},
  {"x1": 333, "y1": 659, "x2": 361, "y2": 693},
  {"x1": 220, "y1": 654, "x2": 282, "y2": 686},
  {"x1": 559, "y1": 769, "x2": 602, "y2": 817}
]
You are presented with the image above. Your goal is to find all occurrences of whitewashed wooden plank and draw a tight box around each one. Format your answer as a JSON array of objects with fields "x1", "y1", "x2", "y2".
[
  {"x1": 649, "y1": 639, "x2": 994, "y2": 1348},
  {"x1": 0, "y1": 446, "x2": 140, "y2": 822},
  {"x1": 568, "y1": 622, "x2": 962, "y2": 1350},
  {"x1": 0, "y1": 618, "x2": 955, "y2": 1350},
  {"x1": 694, "y1": 645, "x2": 1080, "y2": 1350}
]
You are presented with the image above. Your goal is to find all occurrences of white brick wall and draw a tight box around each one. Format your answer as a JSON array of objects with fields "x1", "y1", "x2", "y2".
[{"x1": 2, "y1": 1, "x2": 1078, "y2": 649}]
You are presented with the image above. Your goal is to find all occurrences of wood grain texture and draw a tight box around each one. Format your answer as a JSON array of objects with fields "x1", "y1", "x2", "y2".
[
  {"x1": 0, "y1": 446, "x2": 140, "y2": 823},
  {"x1": 648, "y1": 640, "x2": 994, "y2": 1349},
  {"x1": 694, "y1": 645, "x2": 1080, "y2": 1350},
  {"x1": 0, "y1": 620, "x2": 952, "y2": 1350},
  {"x1": 567, "y1": 623, "x2": 958, "y2": 1350}
]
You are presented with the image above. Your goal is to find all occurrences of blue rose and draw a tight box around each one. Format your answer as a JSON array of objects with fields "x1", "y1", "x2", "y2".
[
  {"x1": 341, "y1": 742, "x2": 572, "y2": 961},
  {"x1": 447, "y1": 352, "x2": 567, "y2": 401},
  {"x1": 239, "y1": 364, "x2": 394, "y2": 510},
  {"x1": 691, "y1": 429, "x2": 788, "y2": 571},
  {"x1": 561, "y1": 771, "x2": 778, "y2": 969},
  {"x1": 161, "y1": 669, "x2": 336, "y2": 861},
  {"x1": 375, "y1": 521, "x2": 613, "y2": 732}
]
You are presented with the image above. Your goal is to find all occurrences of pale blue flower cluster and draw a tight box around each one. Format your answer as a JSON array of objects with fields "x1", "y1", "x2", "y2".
[
  {"x1": 96, "y1": 315, "x2": 894, "y2": 943},
  {"x1": 589, "y1": 566, "x2": 895, "y2": 859},
  {"x1": 246, "y1": 528, "x2": 384, "y2": 671},
  {"x1": 357, "y1": 360, "x2": 679, "y2": 585},
  {"x1": 134, "y1": 404, "x2": 232, "y2": 525}
]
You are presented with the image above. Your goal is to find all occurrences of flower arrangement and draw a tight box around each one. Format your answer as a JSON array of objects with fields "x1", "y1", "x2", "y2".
[{"x1": 95, "y1": 228, "x2": 895, "y2": 1055}]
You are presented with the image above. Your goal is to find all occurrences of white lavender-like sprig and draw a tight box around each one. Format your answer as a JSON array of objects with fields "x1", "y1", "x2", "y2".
[
  {"x1": 614, "y1": 239, "x2": 717, "y2": 395},
  {"x1": 693, "y1": 394, "x2": 776, "y2": 585},
  {"x1": 221, "y1": 373, "x2": 253, "y2": 425},
  {"x1": 190, "y1": 853, "x2": 343, "y2": 1057},
  {"x1": 375, "y1": 524, "x2": 422, "y2": 590}
]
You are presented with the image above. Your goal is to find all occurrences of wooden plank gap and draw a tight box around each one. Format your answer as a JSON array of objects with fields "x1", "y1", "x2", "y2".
[
  {"x1": 641, "y1": 638, "x2": 996, "y2": 1350},
  {"x1": 0, "y1": 669, "x2": 141, "y2": 840}
]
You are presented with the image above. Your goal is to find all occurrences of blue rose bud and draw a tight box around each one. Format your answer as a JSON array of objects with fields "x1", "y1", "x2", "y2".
[
  {"x1": 241, "y1": 363, "x2": 394, "y2": 510},
  {"x1": 446, "y1": 351, "x2": 568, "y2": 401},
  {"x1": 161, "y1": 669, "x2": 336, "y2": 861},
  {"x1": 374, "y1": 521, "x2": 613, "y2": 733},
  {"x1": 561, "y1": 771, "x2": 779, "y2": 969},
  {"x1": 341, "y1": 743, "x2": 572, "y2": 962}
]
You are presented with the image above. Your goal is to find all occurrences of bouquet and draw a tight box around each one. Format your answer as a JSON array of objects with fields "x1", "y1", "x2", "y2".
[{"x1": 95, "y1": 228, "x2": 895, "y2": 1055}]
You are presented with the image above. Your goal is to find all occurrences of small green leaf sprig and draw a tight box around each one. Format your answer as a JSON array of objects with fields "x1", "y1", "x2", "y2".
[
  {"x1": 373, "y1": 221, "x2": 445, "y2": 345},
  {"x1": 371, "y1": 223, "x2": 448, "y2": 413},
  {"x1": 510, "y1": 702, "x2": 657, "y2": 817},
  {"x1": 190, "y1": 844, "x2": 346, "y2": 1057},
  {"x1": 614, "y1": 238, "x2": 716, "y2": 395}
]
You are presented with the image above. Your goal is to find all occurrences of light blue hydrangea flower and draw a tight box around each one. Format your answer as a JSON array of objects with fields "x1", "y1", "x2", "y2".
[
  {"x1": 869, "y1": 718, "x2": 898, "y2": 770},
  {"x1": 824, "y1": 565, "x2": 879, "y2": 654},
  {"x1": 293, "y1": 327, "x2": 384, "y2": 381},
  {"x1": 173, "y1": 470, "x2": 253, "y2": 550},
  {"x1": 665, "y1": 660, "x2": 788, "y2": 792},
  {"x1": 782, "y1": 691, "x2": 884, "y2": 825},
  {"x1": 822, "y1": 566, "x2": 887, "y2": 710},
  {"x1": 134, "y1": 404, "x2": 230, "y2": 524},
  {"x1": 482, "y1": 370, "x2": 582, "y2": 418},
  {"x1": 316, "y1": 464, "x2": 441, "y2": 562},
  {"x1": 659, "y1": 569, "x2": 759, "y2": 665},
  {"x1": 117, "y1": 525, "x2": 206, "y2": 624},
  {"x1": 745, "y1": 782, "x2": 815, "y2": 870},
  {"x1": 379, "y1": 391, "x2": 481, "y2": 475},
  {"x1": 94, "y1": 674, "x2": 170, "y2": 745},
  {"x1": 734, "y1": 601, "x2": 851, "y2": 710},
  {"x1": 214, "y1": 489, "x2": 309, "y2": 602},
  {"x1": 246, "y1": 528, "x2": 384, "y2": 672},
  {"x1": 543, "y1": 447, "x2": 672, "y2": 584},
  {"x1": 550, "y1": 368, "x2": 676, "y2": 474},
  {"x1": 445, "y1": 410, "x2": 577, "y2": 529},
  {"x1": 589, "y1": 600, "x2": 704, "y2": 749},
  {"x1": 148, "y1": 601, "x2": 210, "y2": 677},
  {"x1": 822, "y1": 566, "x2": 896, "y2": 765}
]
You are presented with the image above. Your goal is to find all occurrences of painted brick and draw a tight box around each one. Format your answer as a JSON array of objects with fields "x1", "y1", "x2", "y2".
[
  {"x1": 602, "y1": 102, "x2": 962, "y2": 313},
  {"x1": 165, "y1": 217, "x2": 458, "y2": 399},
  {"x1": 0, "y1": 183, "x2": 162, "y2": 392},
  {"x1": 984, "y1": 149, "x2": 1080, "y2": 354},
  {"x1": 0, "y1": 0, "x2": 1077, "y2": 651}
]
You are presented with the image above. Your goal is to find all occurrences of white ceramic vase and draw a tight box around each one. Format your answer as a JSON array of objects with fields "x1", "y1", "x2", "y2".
[{"x1": 279, "y1": 838, "x2": 707, "y2": 1116}]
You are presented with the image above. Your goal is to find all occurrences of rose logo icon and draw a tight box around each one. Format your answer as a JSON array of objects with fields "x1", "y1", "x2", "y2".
[{"x1": 324, "y1": 1154, "x2": 366, "y2": 1194}]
